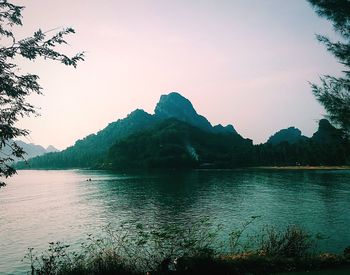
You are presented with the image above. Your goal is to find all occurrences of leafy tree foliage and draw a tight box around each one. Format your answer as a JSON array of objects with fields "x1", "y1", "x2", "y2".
[
  {"x1": 107, "y1": 119, "x2": 253, "y2": 170},
  {"x1": 15, "y1": 110, "x2": 159, "y2": 169},
  {"x1": 107, "y1": 119, "x2": 350, "y2": 169},
  {"x1": 0, "y1": 0, "x2": 84, "y2": 187},
  {"x1": 308, "y1": 0, "x2": 350, "y2": 136}
]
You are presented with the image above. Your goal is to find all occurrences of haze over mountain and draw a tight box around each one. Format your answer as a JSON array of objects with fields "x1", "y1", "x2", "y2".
[
  {"x1": 3, "y1": 141, "x2": 58, "y2": 161},
  {"x1": 17, "y1": 92, "x2": 349, "y2": 169}
]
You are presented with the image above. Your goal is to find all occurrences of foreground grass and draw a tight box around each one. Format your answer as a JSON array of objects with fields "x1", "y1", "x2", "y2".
[{"x1": 25, "y1": 219, "x2": 350, "y2": 275}]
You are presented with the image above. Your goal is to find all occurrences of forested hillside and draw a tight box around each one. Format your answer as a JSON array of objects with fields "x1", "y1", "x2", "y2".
[{"x1": 17, "y1": 93, "x2": 350, "y2": 170}]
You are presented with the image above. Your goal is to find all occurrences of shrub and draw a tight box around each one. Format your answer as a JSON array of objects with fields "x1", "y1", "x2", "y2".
[
  {"x1": 344, "y1": 246, "x2": 350, "y2": 258},
  {"x1": 25, "y1": 221, "x2": 348, "y2": 275},
  {"x1": 25, "y1": 242, "x2": 137, "y2": 275},
  {"x1": 24, "y1": 218, "x2": 221, "y2": 274},
  {"x1": 258, "y1": 225, "x2": 314, "y2": 258}
]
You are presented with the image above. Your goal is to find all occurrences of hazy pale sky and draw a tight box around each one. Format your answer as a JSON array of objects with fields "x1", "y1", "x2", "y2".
[{"x1": 13, "y1": 0, "x2": 344, "y2": 149}]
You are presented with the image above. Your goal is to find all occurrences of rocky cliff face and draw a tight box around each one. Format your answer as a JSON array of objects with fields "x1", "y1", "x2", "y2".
[
  {"x1": 154, "y1": 92, "x2": 238, "y2": 134},
  {"x1": 266, "y1": 119, "x2": 344, "y2": 146},
  {"x1": 312, "y1": 119, "x2": 343, "y2": 144},
  {"x1": 267, "y1": 127, "x2": 308, "y2": 145},
  {"x1": 154, "y1": 92, "x2": 213, "y2": 131}
]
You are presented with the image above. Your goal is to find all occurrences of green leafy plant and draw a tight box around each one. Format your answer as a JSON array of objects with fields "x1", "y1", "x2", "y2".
[{"x1": 0, "y1": 0, "x2": 84, "y2": 187}]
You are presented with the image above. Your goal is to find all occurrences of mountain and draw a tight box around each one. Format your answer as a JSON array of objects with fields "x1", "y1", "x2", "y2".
[
  {"x1": 154, "y1": 92, "x2": 238, "y2": 135},
  {"x1": 3, "y1": 140, "x2": 58, "y2": 161},
  {"x1": 267, "y1": 127, "x2": 308, "y2": 145},
  {"x1": 17, "y1": 93, "x2": 349, "y2": 170},
  {"x1": 213, "y1": 124, "x2": 238, "y2": 134},
  {"x1": 20, "y1": 109, "x2": 159, "y2": 168},
  {"x1": 109, "y1": 118, "x2": 350, "y2": 169},
  {"x1": 256, "y1": 119, "x2": 349, "y2": 166},
  {"x1": 154, "y1": 92, "x2": 213, "y2": 131},
  {"x1": 311, "y1": 119, "x2": 344, "y2": 144},
  {"x1": 15, "y1": 141, "x2": 47, "y2": 159},
  {"x1": 22, "y1": 92, "x2": 243, "y2": 169},
  {"x1": 266, "y1": 120, "x2": 344, "y2": 145},
  {"x1": 108, "y1": 118, "x2": 253, "y2": 169},
  {"x1": 46, "y1": 145, "x2": 59, "y2": 153}
]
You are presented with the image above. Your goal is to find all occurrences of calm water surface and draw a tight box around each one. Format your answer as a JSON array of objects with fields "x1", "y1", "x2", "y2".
[{"x1": 1, "y1": 169, "x2": 350, "y2": 274}]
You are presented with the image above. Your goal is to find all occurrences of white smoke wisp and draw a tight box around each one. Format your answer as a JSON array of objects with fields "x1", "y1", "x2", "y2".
[{"x1": 186, "y1": 143, "x2": 199, "y2": 161}]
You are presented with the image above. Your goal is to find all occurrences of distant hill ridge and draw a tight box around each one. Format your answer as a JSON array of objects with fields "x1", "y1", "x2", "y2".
[
  {"x1": 3, "y1": 140, "x2": 58, "y2": 161},
  {"x1": 267, "y1": 127, "x2": 308, "y2": 145},
  {"x1": 266, "y1": 119, "x2": 344, "y2": 145},
  {"x1": 17, "y1": 92, "x2": 349, "y2": 169}
]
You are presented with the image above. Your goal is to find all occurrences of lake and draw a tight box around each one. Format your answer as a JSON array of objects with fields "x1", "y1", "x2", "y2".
[{"x1": 1, "y1": 169, "x2": 350, "y2": 274}]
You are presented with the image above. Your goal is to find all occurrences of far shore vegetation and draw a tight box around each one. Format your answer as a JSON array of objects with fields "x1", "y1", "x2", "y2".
[
  {"x1": 253, "y1": 166, "x2": 350, "y2": 170},
  {"x1": 15, "y1": 117, "x2": 350, "y2": 171}
]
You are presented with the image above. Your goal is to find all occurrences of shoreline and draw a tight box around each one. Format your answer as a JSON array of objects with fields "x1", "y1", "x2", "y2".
[
  {"x1": 15, "y1": 165, "x2": 350, "y2": 172},
  {"x1": 253, "y1": 166, "x2": 350, "y2": 170}
]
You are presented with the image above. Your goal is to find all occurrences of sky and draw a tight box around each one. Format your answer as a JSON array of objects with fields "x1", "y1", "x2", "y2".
[{"x1": 11, "y1": 0, "x2": 344, "y2": 149}]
